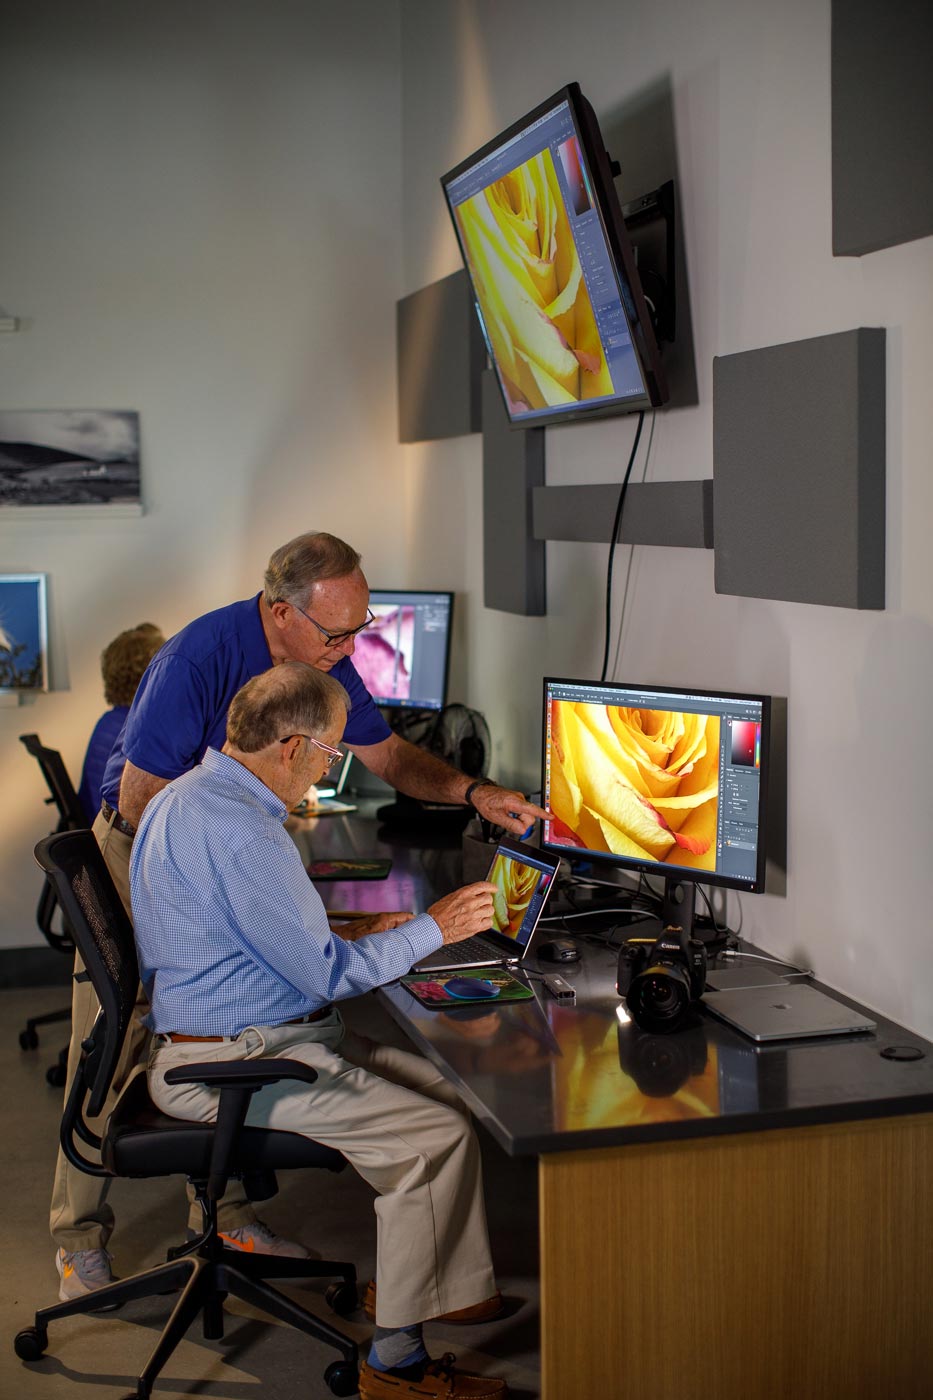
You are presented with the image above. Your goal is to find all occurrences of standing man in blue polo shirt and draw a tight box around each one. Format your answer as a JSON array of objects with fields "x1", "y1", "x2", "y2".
[{"x1": 51, "y1": 530, "x2": 547, "y2": 1301}]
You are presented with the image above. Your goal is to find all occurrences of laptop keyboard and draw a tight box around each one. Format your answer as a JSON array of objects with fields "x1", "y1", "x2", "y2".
[{"x1": 419, "y1": 937, "x2": 498, "y2": 966}]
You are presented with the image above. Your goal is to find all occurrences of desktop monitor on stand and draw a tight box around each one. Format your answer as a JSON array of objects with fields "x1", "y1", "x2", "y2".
[
  {"x1": 350, "y1": 591, "x2": 469, "y2": 829},
  {"x1": 541, "y1": 677, "x2": 771, "y2": 947},
  {"x1": 352, "y1": 591, "x2": 453, "y2": 714}
]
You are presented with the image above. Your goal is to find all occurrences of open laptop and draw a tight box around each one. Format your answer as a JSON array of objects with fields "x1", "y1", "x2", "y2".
[
  {"x1": 308, "y1": 749, "x2": 358, "y2": 814},
  {"x1": 702, "y1": 982, "x2": 877, "y2": 1043},
  {"x1": 411, "y1": 837, "x2": 560, "y2": 973}
]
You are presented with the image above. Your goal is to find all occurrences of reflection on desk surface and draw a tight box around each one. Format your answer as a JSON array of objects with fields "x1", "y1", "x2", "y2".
[
  {"x1": 415, "y1": 992, "x2": 560, "y2": 1076},
  {"x1": 554, "y1": 1015, "x2": 719, "y2": 1132}
]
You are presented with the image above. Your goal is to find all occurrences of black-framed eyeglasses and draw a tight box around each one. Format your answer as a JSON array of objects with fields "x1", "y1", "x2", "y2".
[
  {"x1": 279, "y1": 734, "x2": 344, "y2": 770},
  {"x1": 289, "y1": 601, "x2": 375, "y2": 648}
]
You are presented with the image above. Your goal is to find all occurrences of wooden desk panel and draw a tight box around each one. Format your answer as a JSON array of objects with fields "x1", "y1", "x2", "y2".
[{"x1": 540, "y1": 1113, "x2": 933, "y2": 1400}]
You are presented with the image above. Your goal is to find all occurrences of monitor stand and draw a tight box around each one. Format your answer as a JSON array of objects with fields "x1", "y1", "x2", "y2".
[{"x1": 661, "y1": 878, "x2": 728, "y2": 952}]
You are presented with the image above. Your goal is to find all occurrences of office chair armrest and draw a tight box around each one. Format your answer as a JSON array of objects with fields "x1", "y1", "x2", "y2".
[
  {"x1": 163, "y1": 1058, "x2": 321, "y2": 1201},
  {"x1": 162, "y1": 1057, "x2": 319, "y2": 1090}
]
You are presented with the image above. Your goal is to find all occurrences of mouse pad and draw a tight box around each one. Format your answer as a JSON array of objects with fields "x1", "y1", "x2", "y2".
[{"x1": 402, "y1": 967, "x2": 534, "y2": 1009}]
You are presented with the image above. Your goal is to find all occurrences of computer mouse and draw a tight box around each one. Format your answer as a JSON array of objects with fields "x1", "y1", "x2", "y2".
[
  {"x1": 445, "y1": 977, "x2": 500, "y2": 1000},
  {"x1": 536, "y1": 938, "x2": 580, "y2": 963}
]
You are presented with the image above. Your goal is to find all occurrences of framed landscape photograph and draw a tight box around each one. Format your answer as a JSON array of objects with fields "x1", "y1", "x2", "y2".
[
  {"x1": 0, "y1": 574, "x2": 49, "y2": 692},
  {"x1": 0, "y1": 410, "x2": 140, "y2": 508}
]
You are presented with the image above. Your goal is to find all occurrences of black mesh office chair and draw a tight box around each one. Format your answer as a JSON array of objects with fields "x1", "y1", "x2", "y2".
[
  {"x1": 14, "y1": 829, "x2": 360, "y2": 1399},
  {"x1": 18, "y1": 733, "x2": 88, "y2": 1085}
]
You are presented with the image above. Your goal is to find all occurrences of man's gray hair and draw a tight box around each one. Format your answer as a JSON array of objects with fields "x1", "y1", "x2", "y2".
[
  {"x1": 263, "y1": 532, "x2": 362, "y2": 609},
  {"x1": 226, "y1": 662, "x2": 350, "y2": 754}
]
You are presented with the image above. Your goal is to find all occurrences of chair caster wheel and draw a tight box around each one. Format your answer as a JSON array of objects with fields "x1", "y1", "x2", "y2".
[
  {"x1": 14, "y1": 1325, "x2": 48, "y2": 1360},
  {"x1": 324, "y1": 1359, "x2": 359, "y2": 1396},
  {"x1": 19, "y1": 1028, "x2": 39, "y2": 1051},
  {"x1": 46, "y1": 1063, "x2": 67, "y2": 1088},
  {"x1": 325, "y1": 1280, "x2": 359, "y2": 1316}
]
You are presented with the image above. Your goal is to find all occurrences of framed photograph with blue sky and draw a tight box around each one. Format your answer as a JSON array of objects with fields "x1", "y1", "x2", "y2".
[{"x1": 0, "y1": 574, "x2": 49, "y2": 692}]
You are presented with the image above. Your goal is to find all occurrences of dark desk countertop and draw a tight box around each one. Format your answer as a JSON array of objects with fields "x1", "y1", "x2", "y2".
[{"x1": 291, "y1": 802, "x2": 933, "y2": 1157}]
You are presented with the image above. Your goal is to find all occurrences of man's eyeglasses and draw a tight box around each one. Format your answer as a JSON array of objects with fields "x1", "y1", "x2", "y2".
[
  {"x1": 289, "y1": 601, "x2": 375, "y2": 648},
  {"x1": 279, "y1": 735, "x2": 344, "y2": 770}
]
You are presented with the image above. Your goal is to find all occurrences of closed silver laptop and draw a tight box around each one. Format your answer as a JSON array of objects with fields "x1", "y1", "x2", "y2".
[{"x1": 702, "y1": 982, "x2": 876, "y2": 1043}]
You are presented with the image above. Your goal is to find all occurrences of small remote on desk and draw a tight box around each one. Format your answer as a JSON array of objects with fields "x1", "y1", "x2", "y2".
[{"x1": 543, "y1": 974, "x2": 576, "y2": 1003}]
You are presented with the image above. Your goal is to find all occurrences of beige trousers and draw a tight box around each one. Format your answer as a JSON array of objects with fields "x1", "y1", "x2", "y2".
[
  {"x1": 148, "y1": 1014, "x2": 497, "y2": 1329},
  {"x1": 48, "y1": 811, "x2": 254, "y2": 1253}
]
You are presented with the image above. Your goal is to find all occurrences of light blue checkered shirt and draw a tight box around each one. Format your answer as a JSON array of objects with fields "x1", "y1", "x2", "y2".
[{"x1": 130, "y1": 748, "x2": 442, "y2": 1035}]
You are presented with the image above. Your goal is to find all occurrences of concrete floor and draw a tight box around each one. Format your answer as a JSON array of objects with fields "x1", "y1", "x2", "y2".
[{"x1": 1, "y1": 985, "x2": 542, "y2": 1399}]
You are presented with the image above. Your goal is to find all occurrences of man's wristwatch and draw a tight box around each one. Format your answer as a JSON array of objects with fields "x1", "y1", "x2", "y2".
[{"x1": 463, "y1": 777, "x2": 495, "y2": 809}]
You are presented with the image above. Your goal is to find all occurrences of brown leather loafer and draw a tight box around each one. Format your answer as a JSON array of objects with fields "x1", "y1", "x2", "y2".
[
  {"x1": 358, "y1": 1354, "x2": 507, "y2": 1399},
  {"x1": 362, "y1": 1278, "x2": 505, "y2": 1325}
]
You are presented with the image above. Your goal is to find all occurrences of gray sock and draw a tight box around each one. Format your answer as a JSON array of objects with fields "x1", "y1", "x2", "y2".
[{"x1": 368, "y1": 1322, "x2": 427, "y2": 1372}]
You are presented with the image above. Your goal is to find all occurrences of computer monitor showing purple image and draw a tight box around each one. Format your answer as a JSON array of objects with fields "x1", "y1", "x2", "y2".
[
  {"x1": 354, "y1": 591, "x2": 453, "y2": 712},
  {"x1": 541, "y1": 677, "x2": 771, "y2": 944}
]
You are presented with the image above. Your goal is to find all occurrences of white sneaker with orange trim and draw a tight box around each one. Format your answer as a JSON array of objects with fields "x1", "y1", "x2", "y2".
[
  {"x1": 55, "y1": 1247, "x2": 115, "y2": 1301},
  {"x1": 217, "y1": 1220, "x2": 311, "y2": 1259}
]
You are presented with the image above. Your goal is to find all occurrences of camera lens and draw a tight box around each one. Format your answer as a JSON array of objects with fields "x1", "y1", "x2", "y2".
[{"x1": 627, "y1": 964, "x2": 692, "y2": 1033}]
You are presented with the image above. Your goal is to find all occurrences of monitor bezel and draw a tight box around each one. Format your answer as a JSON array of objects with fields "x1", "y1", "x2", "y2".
[
  {"x1": 541, "y1": 675, "x2": 772, "y2": 895},
  {"x1": 362, "y1": 588, "x2": 455, "y2": 713},
  {"x1": 440, "y1": 81, "x2": 669, "y2": 428}
]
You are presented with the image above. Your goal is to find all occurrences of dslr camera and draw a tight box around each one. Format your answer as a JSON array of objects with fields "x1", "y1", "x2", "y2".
[{"x1": 616, "y1": 926, "x2": 707, "y2": 1033}]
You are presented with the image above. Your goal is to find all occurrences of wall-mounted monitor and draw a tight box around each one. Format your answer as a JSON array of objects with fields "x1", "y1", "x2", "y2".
[
  {"x1": 542, "y1": 677, "x2": 771, "y2": 942},
  {"x1": 353, "y1": 590, "x2": 453, "y2": 712},
  {"x1": 441, "y1": 82, "x2": 669, "y2": 428}
]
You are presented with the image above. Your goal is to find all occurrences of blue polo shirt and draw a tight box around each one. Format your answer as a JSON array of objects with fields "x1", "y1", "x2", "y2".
[
  {"x1": 100, "y1": 594, "x2": 390, "y2": 813},
  {"x1": 78, "y1": 706, "x2": 130, "y2": 823}
]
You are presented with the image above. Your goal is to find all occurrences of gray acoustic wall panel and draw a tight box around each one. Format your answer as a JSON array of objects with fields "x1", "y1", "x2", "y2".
[
  {"x1": 713, "y1": 328, "x2": 885, "y2": 610},
  {"x1": 533, "y1": 480, "x2": 713, "y2": 548},
  {"x1": 832, "y1": 0, "x2": 933, "y2": 255},
  {"x1": 482, "y1": 370, "x2": 546, "y2": 615},
  {"x1": 397, "y1": 270, "x2": 485, "y2": 442}
]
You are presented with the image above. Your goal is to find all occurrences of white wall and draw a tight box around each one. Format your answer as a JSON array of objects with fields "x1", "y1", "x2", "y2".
[
  {"x1": 0, "y1": 1, "x2": 404, "y2": 949},
  {"x1": 398, "y1": 0, "x2": 933, "y2": 1037}
]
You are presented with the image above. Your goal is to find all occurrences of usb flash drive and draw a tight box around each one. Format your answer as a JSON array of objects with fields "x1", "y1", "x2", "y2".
[{"x1": 543, "y1": 974, "x2": 576, "y2": 1003}]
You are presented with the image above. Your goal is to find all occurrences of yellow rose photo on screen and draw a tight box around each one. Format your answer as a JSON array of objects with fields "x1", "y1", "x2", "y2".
[
  {"x1": 454, "y1": 145, "x2": 614, "y2": 415},
  {"x1": 488, "y1": 854, "x2": 545, "y2": 937},
  {"x1": 549, "y1": 702, "x2": 721, "y2": 873}
]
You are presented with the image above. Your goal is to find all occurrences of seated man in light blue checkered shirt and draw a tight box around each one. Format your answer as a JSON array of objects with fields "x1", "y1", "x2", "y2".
[{"x1": 131, "y1": 661, "x2": 509, "y2": 1400}]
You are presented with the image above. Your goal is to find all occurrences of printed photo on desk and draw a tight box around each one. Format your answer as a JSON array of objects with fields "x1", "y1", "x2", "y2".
[{"x1": 306, "y1": 858, "x2": 392, "y2": 880}]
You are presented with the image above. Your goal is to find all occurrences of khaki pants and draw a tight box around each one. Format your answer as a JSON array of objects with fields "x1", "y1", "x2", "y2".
[
  {"x1": 48, "y1": 811, "x2": 255, "y2": 1253},
  {"x1": 149, "y1": 1013, "x2": 496, "y2": 1328}
]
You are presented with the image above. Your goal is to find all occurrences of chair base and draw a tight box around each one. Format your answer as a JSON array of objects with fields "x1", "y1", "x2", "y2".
[
  {"x1": 18, "y1": 1005, "x2": 70, "y2": 1049},
  {"x1": 16, "y1": 1242, "x2": 359, "y2": 1399}
]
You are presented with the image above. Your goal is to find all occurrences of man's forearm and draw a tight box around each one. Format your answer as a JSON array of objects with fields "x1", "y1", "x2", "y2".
[
  {"x1": 118, "y1": 760, "x2": 171, "y2": 828},
  {"x1": 379, "y1": 736, "x2": 471, "y2": 804},
  {"x1": 352, "y1": 731, "x2": 549, "y2": 835}
]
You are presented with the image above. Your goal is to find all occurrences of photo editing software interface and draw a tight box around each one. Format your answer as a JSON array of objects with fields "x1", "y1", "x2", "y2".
[
  {"x1": 543, "y1": 679, "x2": 768, "y2": 889},
  {"x1": 442, "y1": 91, "x2": 649, "y2": 423},
  {"x1": 488, "y1": 846, "x2": 556, "y2": 944},
  {"x1": 352, "y1": 590, "x2": 453, "y2": 711}
]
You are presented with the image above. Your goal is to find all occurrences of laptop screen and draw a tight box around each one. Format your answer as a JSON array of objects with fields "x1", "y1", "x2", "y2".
[{"x1": 486, "y1": 845, "x2": 557, "y2": 950}]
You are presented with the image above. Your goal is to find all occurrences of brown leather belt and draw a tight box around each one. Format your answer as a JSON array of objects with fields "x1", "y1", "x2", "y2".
[
  {"x1": 100, "y1": 800, "x2": 137, "y2": 839},
  {"x1": 165, "y1": 1008, "x2": 333, "y2": 1043}
]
